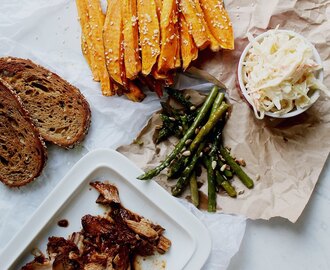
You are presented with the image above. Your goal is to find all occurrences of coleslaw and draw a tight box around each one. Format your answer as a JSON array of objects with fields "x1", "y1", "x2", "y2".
[{"x1": 242, "y1": 29, "x2": 329, "y2": 119}]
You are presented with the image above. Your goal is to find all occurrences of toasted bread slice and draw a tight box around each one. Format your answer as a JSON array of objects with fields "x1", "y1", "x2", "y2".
[
  {"x1": 0, "y1": 80, "x2": 47, "y2": 187},
  {"x1": 0, "y1": 57, "x2": 91, "y2": 148}
]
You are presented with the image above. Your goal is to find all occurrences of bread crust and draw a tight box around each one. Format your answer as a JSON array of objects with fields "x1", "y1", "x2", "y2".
[
  {"x1": 0, "y1": 57, "x2": 91, "y2": 148},
  {"x1": 0, "y1": 79, "x2": 47, "y2": 187}
]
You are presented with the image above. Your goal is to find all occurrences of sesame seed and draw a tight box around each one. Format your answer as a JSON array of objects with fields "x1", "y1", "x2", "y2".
[
  {"x1": 220, "y1": 164, "x2": 227, "y2": 171},
  {"x1": 182, "y1": 150, "x2": 191, "y2": 157},
  {"x1": 211, "y1": 161, "x2": 217, "y2": 170}
]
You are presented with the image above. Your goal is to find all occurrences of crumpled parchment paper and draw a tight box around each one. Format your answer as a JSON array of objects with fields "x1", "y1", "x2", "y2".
[
  {"x1": 119, "y1": 0, "x2": 330, "y2": 223},
  {"x1": 0, "y1": 1, "x2": 245, "y2": 269}
]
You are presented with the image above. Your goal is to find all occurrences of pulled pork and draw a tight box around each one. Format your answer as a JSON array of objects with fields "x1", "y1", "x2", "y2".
[{"x1": 22, "y1": 182, "x2": 171, "y2": 270}]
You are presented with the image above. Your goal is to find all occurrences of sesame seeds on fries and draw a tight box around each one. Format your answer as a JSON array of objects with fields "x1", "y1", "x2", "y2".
[
  {"x1": 76, "y1": 0, "x2": 234, "y2": 101},
  {"x1": 137, "y1": 0, "x2": 161, "y2": 75},
  {"x1": 199, "y1": 0, "x2": 234, "y2": 50},
  {"x1": 103, "y1": 0, "x2": 125, "y2": 86},
  {"x1": 76, "y1": 0, "x2": 113, "y2": 95}
]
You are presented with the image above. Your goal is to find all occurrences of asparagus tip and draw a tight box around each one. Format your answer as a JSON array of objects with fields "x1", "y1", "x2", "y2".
[
  {"x1": 137, "y1": 174, "x2": 151, "y2": 180},
  {"x1": 171, "y1": 186, "x2": 182, "y2": 197}
]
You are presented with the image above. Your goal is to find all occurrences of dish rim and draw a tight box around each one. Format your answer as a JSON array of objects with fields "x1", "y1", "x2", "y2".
[{"x1": 0, "y1": 149, "x2": 212, "y2": 270}]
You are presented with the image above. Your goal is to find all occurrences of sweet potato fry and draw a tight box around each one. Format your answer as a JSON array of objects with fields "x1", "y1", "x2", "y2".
[
  {"x1": 179, "y1": 13, "x2": 198, "y2": 70},
  {"x1": 137, "y1": 0, "x2": 161, "y2": 75},
  {"x1": 139, "y1": 75, "x2": 163, "y2": 97},
  {"x1": 152, "y1": 67, "x2": 169, "y2": 80},
  {"x1": 103, "y1": 0, "x2": 124, "y2": 86},
  {"x1": 154, "y1": 0, "x2": 162, "y2": 19},
  {"x1": 125, "y1": 81, "x2": 146, "y2": 102},
  {"x1": 76, "y1": 0, "x2": 113, "y2": 95},
  {"x1": 122, "y1": 0, "x2": 141, "y2": 79},
  {"x1": 174, "y1": 21, "x2": 181, "y2": 69},
  {"x1": 179, "y1": 0, "x2": 210, "y2": 50},
  {"x1": 76, "y1": 0, "x2": 99, "y2": 81},
  {"x1": 193, "y1": 0, "x2": 221, "y2": 52},
  {"x1": 157, "y1": 0, "x2": 179, "y2": 73},
  {"x1": 199, "y1": 0, "x2": 234, "y2": 50},
  {"x1": 81, "y1": 34, "x2": 93, "y2": 71}
]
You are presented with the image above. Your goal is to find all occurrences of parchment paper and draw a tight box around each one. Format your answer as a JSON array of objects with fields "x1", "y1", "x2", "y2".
[{"x1": 119, "y1": 0, "x2": 330, "y2": 223}]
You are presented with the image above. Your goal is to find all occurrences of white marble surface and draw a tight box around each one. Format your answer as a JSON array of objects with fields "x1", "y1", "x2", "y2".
[{"x1": 228, "y1": 156, "x2": 330, "y2": 270}]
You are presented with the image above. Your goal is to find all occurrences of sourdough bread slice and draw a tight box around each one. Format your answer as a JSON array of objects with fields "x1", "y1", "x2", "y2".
[
  {"x1": 0, "y1": 57, "x2": 91, "y2": 148},
  {"x1": 0, "y1": 80, "x2": 47, "y2": 187}
]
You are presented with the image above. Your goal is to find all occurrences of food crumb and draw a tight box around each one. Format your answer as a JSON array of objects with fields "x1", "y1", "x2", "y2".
[
  {"x1": 57, "y1": 219, "x2": 69, "y2": 227},
  {"x1": 133, "y1": 139, "x2": 144, "y2": 146}
]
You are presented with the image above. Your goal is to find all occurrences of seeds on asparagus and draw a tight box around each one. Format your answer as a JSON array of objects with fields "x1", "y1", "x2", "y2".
[
  {"x1": 185, "y1": 139, "x2": 192, "y2": 145},
  {"x1": 236, "y1": 159, "x2": 246, "y2": 167},
  {"x1": 211, "y1": 160, "x2": 217, "y2": 170},
  {"x1": 182, "y1": 150, "x2": 191, "y2": 157},
  {"x1": 138, "y1": 87, "x2": 255, "y2": 210}
]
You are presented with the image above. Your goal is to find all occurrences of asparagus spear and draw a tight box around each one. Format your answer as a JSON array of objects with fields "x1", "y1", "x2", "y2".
[
  {"x1": 167, "y1": 156, "x2": 186, "y2": 178},
  {"x1": 218, "y1": 159, "x2": 234, "y2": 179},
  {"x1": 169, "y1": 92, "x2": 226, "y2": 188},
  {"x1": 137, "y1": 86, "x2": 219, "y2": 180},
  {"x1": 215, "y1": 171, "x2": 237, "y2": 197},
  {"x1": 156, "y1": 127, "x2": 173, "y2": 144},
  {"x1": 171, "y1": 142, "x2": 206, "y2": 196},
  {"x1": 210, "y1": 92, "x2": 225, "y2": 115},
  {"x1": 165, "y1": 87, "x2": 194, "y2": 111},
  {"x1": 189, "y1": 171, "x2": 199, "y2": 207},
  {"x1": 189, "y1": 102, "x2": 229, "y2": 153},
  {"x1": 203, "y1": 156, "x2": 217, "y2": 212},
  {"x1": 155, "y1": 115, "x2": 181, "y2": 143},
  {"x1": 219, "y1": 147, "x2": 254, "y2": 189}
]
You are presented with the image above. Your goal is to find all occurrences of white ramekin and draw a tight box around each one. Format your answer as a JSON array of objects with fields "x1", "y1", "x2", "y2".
[{"x1": 237, "y1": 29, "x2": 324, "y2": 119}]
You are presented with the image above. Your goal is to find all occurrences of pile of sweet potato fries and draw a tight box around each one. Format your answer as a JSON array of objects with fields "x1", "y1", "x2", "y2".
[{"x1": 76, "y1": 0, "x2": 234, "y2": 101}]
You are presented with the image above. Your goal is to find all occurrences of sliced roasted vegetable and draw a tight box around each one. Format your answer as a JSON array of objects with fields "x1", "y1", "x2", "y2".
[
  {"x1": 179, "y1": 0, "x2": 210, "y2": 50},
  {"x1": 157, "y1": 0, "x2": 179, "y2": 73},
  {"x1": 103, "y1": 0, "x2": 125, "y2": 86},
  {"x1": 125, "y1": 81, "x2": 146, "y2": 102},
  {"x1": 81, "y1": 34, "x2": 92, "y2": 70},
  {"x1": 122, "y1": 0, "x2": 141, "y2": 79},
  {"x1": 76, "y1": 0, "x2": 113, "y2": 95},
  {"x1": 137, "y1": 0, "x2": 161, "y2": 75},
  {"x1": 179, "y1": 13, "x2": 198, "y2": 70},
  {"x1": 199, "y1": 0, "x2": 235, "y2": 50}
]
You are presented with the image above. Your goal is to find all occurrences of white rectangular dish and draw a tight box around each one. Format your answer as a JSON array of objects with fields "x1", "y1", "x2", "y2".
[{"x1": 0, "y1": 149, "x2": 211, "y2": 270}]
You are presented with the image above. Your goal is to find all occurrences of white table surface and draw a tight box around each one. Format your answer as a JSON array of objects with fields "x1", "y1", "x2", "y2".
[{"x1": 228, "y1": 156, "x2": 330, "y2": 270}]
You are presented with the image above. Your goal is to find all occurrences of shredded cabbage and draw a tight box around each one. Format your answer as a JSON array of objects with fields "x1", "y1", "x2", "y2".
[{"x1": 242, "y1": 29, "x2": 329, "y2": 119}]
